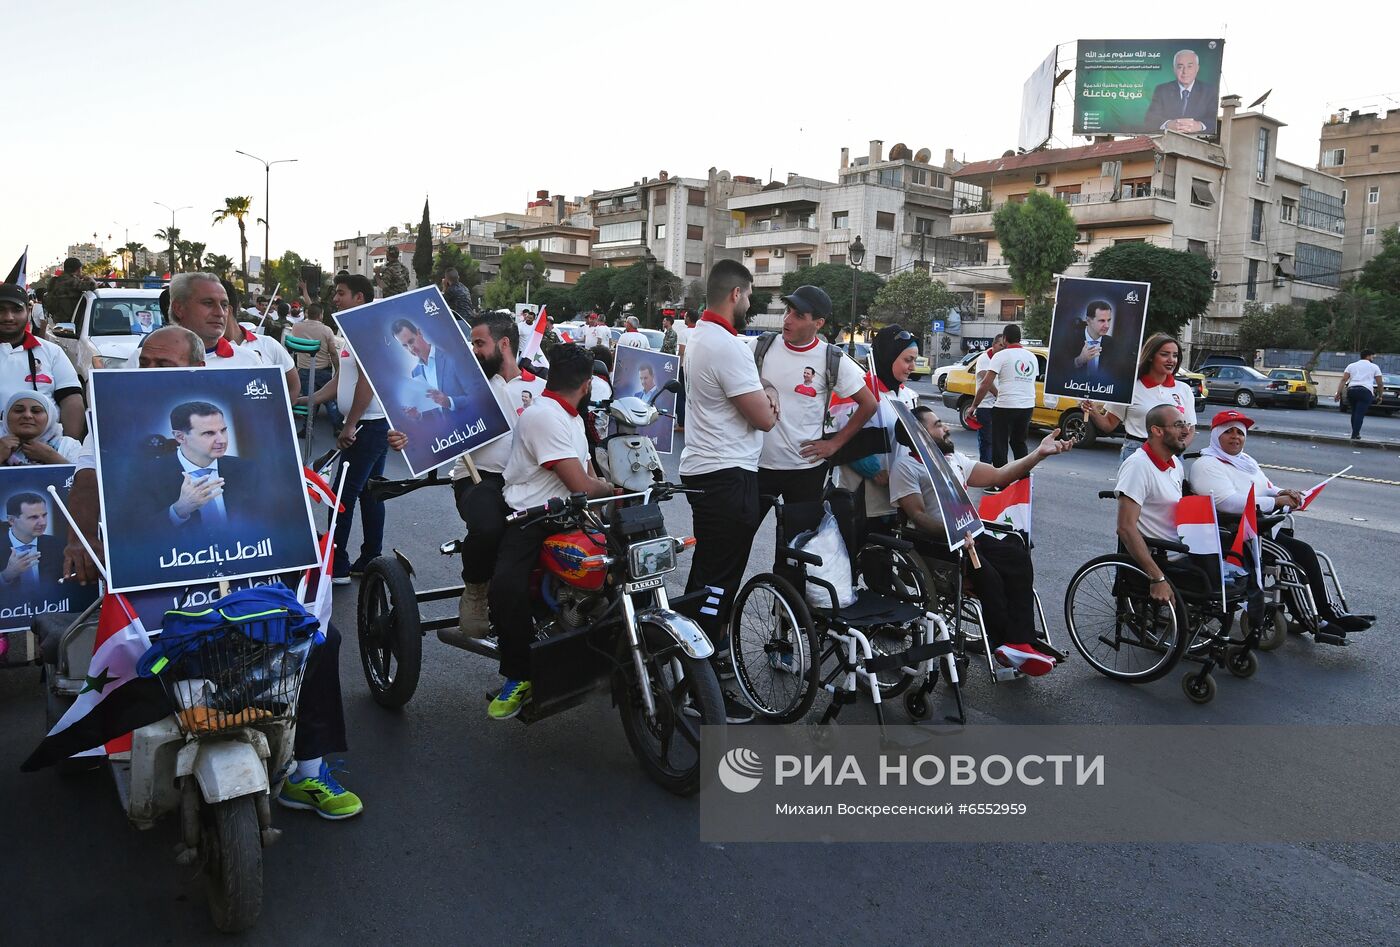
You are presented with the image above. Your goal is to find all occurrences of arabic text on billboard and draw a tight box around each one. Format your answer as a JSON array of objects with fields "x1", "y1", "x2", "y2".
[{"x1": 1073, "y1": 39, "x2": 1224, "y2": 138}]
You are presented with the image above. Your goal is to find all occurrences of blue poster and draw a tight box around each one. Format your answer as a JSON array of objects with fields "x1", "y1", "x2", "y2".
[
  {"x1": 90, "y1": 367, "x2": 321, "y2": 593},
  {"x1": 609, "y1": 345, "x2": 679, "y2": 454},
  {"x1": 0, "y1": 465, "x2": 100, "y2": 635},
  {"x1": 334, "y1": 286, "x2": 509, "y2": 476}
]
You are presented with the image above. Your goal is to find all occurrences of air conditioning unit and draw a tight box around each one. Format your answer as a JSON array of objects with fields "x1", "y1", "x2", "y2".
[
  {"x1": 743, "y1": 249, "x2": 754, "y2": 257},
  {"x1": 1033, "y1": 172, "x2": 1050, "y2": 187},
  {"x1": 774, "y1": 248, "x2": 785, "y2": 258},
  {"x1": 1210, "y1": 269, "x2": 1220, "y2": 282},
  {"x1": 1075, "y1": 231, "x2": 1091, "y2": 244}
]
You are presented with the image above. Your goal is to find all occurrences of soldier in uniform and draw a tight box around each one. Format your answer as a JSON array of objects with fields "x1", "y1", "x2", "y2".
[
  {"x1": 43, "y1": 258, "x2": 96, "y2": 326},
  {"x1": 661, "y1": 313, "x2": 678, "y2": 354},
  {"x1": 377, "y1": 246, "x2": 411, "y2": 298}
]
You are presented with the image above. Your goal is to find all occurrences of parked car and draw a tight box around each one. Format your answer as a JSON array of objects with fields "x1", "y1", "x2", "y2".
[
  {"x1": 1337, "y1": 373, "x2": 1400, "y2": 416},
  {"x1": 1265, "y1": 368, "x2": 1319, "y2": 409},
  {"x1": 933, "y1": 351, "x2": 980, "y2": 391},
  {"x1": 48, "y1": 288, "x2": 165, "y2": 380},
  {"x1": 1199, "y1": 364, "x2": 1281, "y2": 408},
  {"x1": 834, "y1": 341, "x2": 871, "y2": 365}
]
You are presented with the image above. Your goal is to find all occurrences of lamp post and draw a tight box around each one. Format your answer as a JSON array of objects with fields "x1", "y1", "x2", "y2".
[
  {"x1": 523, "y1": 261, "x2": 536, "y2": 308},
  {"x1": 643, "y1": 248, "x2": 656, "y2": 328},
  {"x1": 235, "y1": 150, "x2": 298, "y2": 276},
  {"x1": 154, "y1": 201, "x2": 191, "y2": 276},
  {"x1": 848, "y1": 235, "x2": 866, "y2": 341}
]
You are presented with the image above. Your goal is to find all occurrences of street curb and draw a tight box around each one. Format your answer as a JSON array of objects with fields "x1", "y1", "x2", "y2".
[{"x1": 1207, "y1": 423, "x2": 1400, "y2": 452}]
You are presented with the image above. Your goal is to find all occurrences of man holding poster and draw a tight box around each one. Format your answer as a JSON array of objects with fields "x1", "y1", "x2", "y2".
[{"x1": 1044, "y1": 275, "x2": 1149, "y2": 404}]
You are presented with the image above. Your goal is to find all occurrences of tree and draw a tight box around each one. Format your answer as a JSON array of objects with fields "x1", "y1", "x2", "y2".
[
  {"x1": 530, "y1": 287, "x2": 576, "y2": 319},
  {"x1": 483, "y1": 246, "x2": 549, "y2": 310},
  {"x1": 870, "y1": 269, "x2": 961, "y2": 336},
  {"x1": 1085, "y1": 243, "x2": 1213, "y2": 338},
  {"x1": 750, "y1": 290, "x2": 773, "y2": 315},
  {"x1": 413, "y1": 199, "x2": 434, "y2": 287},
  {"x1": 610, "y1": 260, "x2": 682, "y2": 327},
  {"x1": 213, "y1": 196, "x2": 254, "y2": 283},
  {"x1": 1357, "y1": 225, "x2": 1400, "y2": 296},
  {"x1": 432, "y1": 243, "x2": 481, "y2": 289},
  {"x1": 682, "y1": 278, "x2": 706, "y2": 312},
  {"x1": 992, "y1": 189, "x2": 1078, "y2": 317},
  {"x1": 176, "y1": 240, "x2": 206, "y2": 272},
  {"x1": 83, "y1": 256, "x2": 114, "y2": 277},
  {"x1": 119, "y1": 241, "x2": 146, "y2": 278},
  {"x1": 204, "y1": 253, "x2": 235, "y2": 280},
  {"x1": 573, "y1": 267, "x2": 618, "y2": 315},
  {"x1": 261, "y1": 250, "x2": 312, "y2": 299},
  {"x1": 778, "y1": 263, "x2": 886, "y2": 340},
  {"x1": 154, "y1": 227, "x2": 180, "y2": 275},
  {"x1": 1237, "y1": 301, "x2": 1312, "y2": 351}
]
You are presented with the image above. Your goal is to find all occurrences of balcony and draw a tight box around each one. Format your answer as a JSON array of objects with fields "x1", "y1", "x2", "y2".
[
  {"x1": 750, "y1": 270, "x2": 788, "y2": 289},
  {"x1": 727, "y1": 185, "x2": 825, "y2": 211},
  {"x1": 726, "y1": 222, "x2": 820, "y2": 250},
  {"x1": 951, "y1": 188, "x2": 1177, "y2": 237},
  {"x1": 899, "y1": 233, "x2": 987, "y2": 265}
]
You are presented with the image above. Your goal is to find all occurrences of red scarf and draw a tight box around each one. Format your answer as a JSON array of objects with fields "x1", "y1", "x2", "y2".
[
  {"x1": 1140, "y1": 443, "x2": 1177, "y2": 472},
  {"x1": 700, "y1": 310, "x2": 737, "y2": 336},
  {"x1": 1139, "y1": 373, "x2": 1176, "y2": 388},
  {"x1": 541, "y1": 389, "x2": 579, "y2": 417},
  {"x1": 20, "y1": 330, "x2": 41, "y2": 351},
  {"x1": 208, "y1": 338, "x2": 235, "y2": 359},
  {"x1": 519, "y1": 367, "x2": 537, "y2": 383}
]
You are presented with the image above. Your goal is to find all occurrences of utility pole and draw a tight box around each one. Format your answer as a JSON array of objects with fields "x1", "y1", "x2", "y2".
[
  {"x1": 153, "y1": 201, "x2": 190, "y2": 275},
  {"x1": 236, "y1": 150, "x2": 298, "y2": 276}
]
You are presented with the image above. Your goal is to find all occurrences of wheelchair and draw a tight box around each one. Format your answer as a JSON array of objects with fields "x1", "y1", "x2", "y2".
[
  {"x1": 1256, "y1": 517, "x2": 1369, "y2": 650},
  {"x1": 1062, "y1": 490, "x2": 1267, "y2": 704},
  {"x1": 727, "y1": 494, "x2": 961, "y2": 729}
]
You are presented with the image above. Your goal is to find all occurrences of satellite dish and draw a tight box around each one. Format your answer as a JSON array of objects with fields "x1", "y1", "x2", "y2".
[
  {"x1": 889, "y1": 143, "x2": 912, "y2": 160},
  {"x1": 1247, "y1": 89, "x2": 1273, "y2": 110},
  {"x1": 914, "y1": 148, "x2": 932, "y2": 163},
  {"x1": 718, "y1": 171, "x2": 731, "y2": 181}
]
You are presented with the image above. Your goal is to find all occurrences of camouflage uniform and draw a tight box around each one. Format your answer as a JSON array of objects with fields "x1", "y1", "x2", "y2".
[
  {"x1": 379, "y1": 259, "x2": 411, "y2": 297},
  {"x1": 44, "y1": 272, "x2": 96, "y2": 324},
  {"x1": 662, "y1": 326, "x2": 678, "y2": 354},
  {"x1": 540, "y1": 328, "x2": 562, "y2": 358}
]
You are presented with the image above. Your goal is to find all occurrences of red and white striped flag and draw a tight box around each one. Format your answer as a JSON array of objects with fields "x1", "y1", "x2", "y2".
[
  {"x1": 978, "y1": 476, "x2": 1032, "y2": 538},
  {"x1": 1225, "y1": 485, "x2": 1259, "y2": 569},
  {"x1": 519, "y1": 305, "x2": 548, "y2": 360},
  {"x1": 296, "y1": 531, "x2": 335, "y2": 637},
  {"x1": 1176, "y1": 495, "x2": 1222, "y2": 557},
  {"x1": 1298, "y1": 465, "x2": 1351, "y2": 510}
]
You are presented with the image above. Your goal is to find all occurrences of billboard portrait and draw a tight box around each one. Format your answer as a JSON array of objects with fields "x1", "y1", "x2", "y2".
[
  {"x1": 1018, "y1": 47, "x2": 1058, "y2": 153},
  {"x1": 336, "y1": 286, "x2": 509, "y2": 477},
  {"x1": 90, "y1": 367, "x2": 320, "y2": 594},
  {"x1": 1074, "y1": 39, "x2": 1224, "y2": 137},
  {"x1": 609, "y1": 345, "x2": 679, "y2": 454},
  {"x1": 1043, "y1": 276, "x2": 1151, "y2": 403},
  {"x1": 0, "y1": 465, "x2": 100, "y2": 637}
]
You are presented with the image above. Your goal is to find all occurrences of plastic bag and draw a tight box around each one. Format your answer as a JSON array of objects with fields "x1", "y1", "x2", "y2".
[{"x1": 795, "y1": 502, "x2": 856, "y2": 610}]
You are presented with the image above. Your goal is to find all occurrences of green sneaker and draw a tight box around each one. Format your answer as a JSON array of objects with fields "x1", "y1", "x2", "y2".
[
  {"x1": 277, "y1": 762, "x2": 364, "y2": 820},
  {"x1": 488, "y1": 679, "x2": 532, "y2": 720}
]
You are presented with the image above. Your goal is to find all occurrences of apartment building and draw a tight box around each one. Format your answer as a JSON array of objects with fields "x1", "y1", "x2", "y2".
[
  {"x1": 1319, "y1": 108, "x2": 1400, "y2": 272},
  {"x1": 494, "y1": 223, "x2": 597, "y2": 287}
]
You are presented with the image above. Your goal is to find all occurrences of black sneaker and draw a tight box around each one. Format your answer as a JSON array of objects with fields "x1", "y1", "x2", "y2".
[
  {"x1": 722, "y1": 690, "x2": 755, "y2": 724},
  {"x1": 1333, "y1": 613, "x2": 1374, "y2": 632}
]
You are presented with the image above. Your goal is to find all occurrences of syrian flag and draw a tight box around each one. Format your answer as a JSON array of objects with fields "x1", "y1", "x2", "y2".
[
  {"x1": 5, "y1": 246, "x2": 27, "y2": 287},
  {"x1": 304, "y1": 466, "x2": 344, "y2": 512},
  {"x1": 1225, "y1": 485, "x2": 1260, "y2": 569},
  {"x1": 22, "y1": 594, "x2": 165, "y2": 772},
  {"x1": 519, "y1": 305, "x2": 548, "y2": 360},
  {"x1": 979, "y1": 476, "x2": 1032, "y2": 539}
]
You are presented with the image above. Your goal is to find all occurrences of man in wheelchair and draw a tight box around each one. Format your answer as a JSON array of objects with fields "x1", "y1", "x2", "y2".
[{"x1": 889, "y1": 406, "x2": 1072, "y2": 676}]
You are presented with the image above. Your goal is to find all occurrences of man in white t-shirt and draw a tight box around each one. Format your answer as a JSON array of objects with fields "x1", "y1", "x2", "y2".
[
  {"x1": 487, "y1": 344, "x2": 614, "y2": 720},
  {"x1": 166, "y1": 273, "x2": 263, "y2": 368},
  {"x1": 679, "y1": 260, "x2": 779, "y2": 722},
  {"x1": 579, "y1": 311, "x2": 612, "y2": 351},
  {"x1": 970, "y1": 333, "x2": 1005, "y2": 462},
  {"x1": 755, "y1": 285, "x2": 876, "y2": 510},
  {"x1": 1114, "y1": 403, "x2": 1191, "y2": 605},
  {"x1": 617, "y1": 315, "x2": 650, "y2": 349},
  {"x1": 1337, "y1": 349, "x2": 1385, "y2": 440},
  {"x1": 0, "y1": 282, "x2": 84, "y2": 438},
  {"x1": 971, "y1": 323, "x2": 1038, "y2": 468}
]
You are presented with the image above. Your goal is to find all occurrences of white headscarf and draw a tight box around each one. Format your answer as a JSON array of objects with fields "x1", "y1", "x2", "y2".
[
  {"x1": 0, "y1": 390, "x2": 66, "y2": 465},
  {"x1": 1201, "y1": 420, "x2": 1262, "y2": 478}
]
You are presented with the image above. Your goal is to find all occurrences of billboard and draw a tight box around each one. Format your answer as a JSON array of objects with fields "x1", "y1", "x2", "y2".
[
  {"x1": 1073, "y1": 39, "x2": 1224, "y2": 138},
  {"x1": 1018, "y1": 47, "x2": 1058, "y2": 153}
]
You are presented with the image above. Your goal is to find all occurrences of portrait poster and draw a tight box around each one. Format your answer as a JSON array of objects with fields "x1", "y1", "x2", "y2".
[
  {"x1": 1043, "y1": 275, "x2": 1151, "y2": 403},
  {"x1": 89, "y1": 367, "x2": 320, "y2": 594},
  {"x1": 609, "y1": 344, "x2": 679, "y2": 454},
  {"x1": 1073, "y1": 39, "x2": 1225, "y2": 138},
  {"x1": 0, "y1": 465, "x2": 99, "y2": 639},
  {"x1": 335, "y1": 286, "x2": 509, "y2": 476},
  {"x1": 889, "y1": 400, "x2": 983, "y2": 552}
]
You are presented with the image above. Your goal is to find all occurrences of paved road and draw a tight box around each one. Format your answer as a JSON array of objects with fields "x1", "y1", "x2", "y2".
[{"x1": 4, "y1": 421, "x2": 1399, "y2": 943}]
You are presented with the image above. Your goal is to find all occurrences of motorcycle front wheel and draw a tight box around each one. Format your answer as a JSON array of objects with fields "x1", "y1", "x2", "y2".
[
  {"x1": 203, "y1": 795, "x2": 263, "y2": 933},
  {"x1": 617, "y1": 620, "x2": 726, "y2": 797}
]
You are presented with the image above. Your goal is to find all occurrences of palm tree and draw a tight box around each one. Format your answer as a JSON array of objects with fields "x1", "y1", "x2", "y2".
[
  {"x1": 213, "y1": 196, "x2": 254, "y2": 284},
  {"x1": 155, "y1": 226, "x2": 181, "y2": 275},
  {"x1": 205, "y1": 253, "x2": 235, "y2": 279},
  {"x1": 120, "y1": 241, "x2": 147, "y2": 277},
  {"x1": 178, "y1": 240, "x2": 206, "y2": 271}
]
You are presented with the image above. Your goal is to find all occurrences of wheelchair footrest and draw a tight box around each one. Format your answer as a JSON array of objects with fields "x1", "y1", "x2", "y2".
[
  {"x1": 863, "y1": 640, "x2": 954, "y2": 674},
  {"x1": 993, "y1": 666, "x2": 1021, "y2": 683}
]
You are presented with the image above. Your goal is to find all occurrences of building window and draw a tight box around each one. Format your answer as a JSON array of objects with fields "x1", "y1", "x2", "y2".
[
  {"x1": 1368, "y1": 186, "x2": 1380, "y2": 204},
  {"x1": 754, "y1": 258, "x2": 769, "y2": 273},
  {"x1": 875, "y1": 211, "x2": 896, "y2": 231},
  {"x1": 831, "y1": 211, "x2": 849, "y2": 229},
  {"x1": 1190, "y1": 179, "x2": 1216, "y2": 206},
  {"x1": 1054, "y1": 184, "x2": 1082, "y2": 201},
  {"x1": 654, "y1": 224, "x2": 666, "y2": 240},
  {"x1": 796, "y1": 253, "x2": 812, "y2": 268},
  {"x1": 999, "y1": 299, "x2": 1025, "y2": 322},
  {"x1": 874, "y1": 255, "x2": 893, "y2": 274},
  {"x1": 1280, "y1": 198, "x2": 1296, "y2": 222},
  {"x1": 829, "y1": 253, "x2": 846, "y2": 266},
  {"x1": 913, "y1": 216, "x2": 936, "y2": 235},
  {"x1": 1187, "y1": 239, "x2": 1209, "y2": 256},
  {"x1": 954, "y1": 180, "x2": 985, "y2": 213},
  {"x1": 1120, "y1": 177, "x2": 1152, "y2": 199},
  {"x1": 1256, "y1": 128, "x2": 1270, "y2": 182},
  {"x1": 685, "y1": 261, "x2": 702, "y2": 277},
  {"x1": 1365, "y1": 227, "x2": 1377, "y2": 236},
  {"x1": 687, "y1": 188, "x2": 705, "y2": 206},
  {"x1": 910, "y1": 168, "x2": 928, "y2": 186},
  {"x1": 1321, "y1": 148, "x2": 1345, "y2": 168},
  {"x1": 1246, "y1": 260, "x2": 1259, "y2": 301},
  {"x1": 1295, "y1": 242, "x2": 1342, "y2": 287},
  {"x1": 654, "y1": 188, "x2": 667, "y2": 206},
  {"x1": 877, "y1": 168, "x2": 901, "y2": 187},
  {"x1": 1298, "y1": 187, "x2": 1345, "y2": 233},
  {"x1": 686, "y1": 224, "x2": 704, "y2": 241},
  {"x1": 1371, "y1": 144, "x2": 1380, "y2": 154},
  {"x1": 1251, "y1": 200, "x2": 1265, "y2": 242},
  {"x1": 621, "y1": 194, "x2": 640, "y2": 207},
  {"x1": 598, "y1": 220, "x2": 642, "y2": 244}
]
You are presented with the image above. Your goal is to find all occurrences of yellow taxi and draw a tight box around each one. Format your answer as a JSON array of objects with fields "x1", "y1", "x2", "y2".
[{"x1": 1264, "y1": 368, "x2": 1319, "y2": 409}]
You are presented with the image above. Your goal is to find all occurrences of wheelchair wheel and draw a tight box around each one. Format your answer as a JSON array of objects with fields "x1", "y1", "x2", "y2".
[
  {"x1": 1181, "y1": 671, "x2": 1217, "y2": 704},
  {"x1": 728, "y1": 573, "x2": 819, "y2": 723},
  {"x1": 854, "y1": 546, "x2": 933, "y2": 699},
  {"x1": 1257, "y1": 606, "x2": 1288, "y2": 651},
  {"x1": 1064, "y1": 555, "x2": 1187, "y2": 683},
  {"x1": 1225, "y1": 646, "x2": 1258, "y2": 679},
  {"x1": 903, "y1": 688, "x2": 930, "y2": 721},
  {"x1": 357, "y1": 556, "x2": 424, "y2": 709}
]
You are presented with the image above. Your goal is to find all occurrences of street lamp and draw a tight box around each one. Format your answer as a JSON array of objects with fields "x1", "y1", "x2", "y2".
[
  {"x1": 848, "y1": 235, "x2": 866, "y2": 340},
  {"x1": 523, "y1": 261, "x2": 536, "y2": 308},
  {"x1": 154, "y1": 201, "x2": 191, "y2": 276},
  {"x1": 235, "y1": 150, "x2": 298, "y2": 276},
  {"x1": 643, "y1": 248, "x2": 656, "y2": 328}
]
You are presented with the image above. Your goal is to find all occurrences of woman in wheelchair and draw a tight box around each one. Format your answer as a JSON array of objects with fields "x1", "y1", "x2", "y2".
[
  {"x1": 1189, "y1": 410, "x2": 1372, "y2": 638},
  {"x1": 889, "y1": 406, "x2": 1072, "y2": 676}
]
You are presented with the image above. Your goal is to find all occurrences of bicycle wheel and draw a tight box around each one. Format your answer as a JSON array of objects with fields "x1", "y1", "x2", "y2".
[
  {"x1": 728, "y1": 573, "x2": 819, "y2": 723},
  {"x1": 1064, "y1": 555, "x2": 1187, "y2": 682}
]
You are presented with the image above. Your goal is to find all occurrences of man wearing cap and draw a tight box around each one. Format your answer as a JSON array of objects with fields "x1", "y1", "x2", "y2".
[
  {"x1": 753, "y1": 285, "x2": 877, "y2": 510},
  {"x1": 0, "y1": 283, "x2": 85, "y2": 439}
]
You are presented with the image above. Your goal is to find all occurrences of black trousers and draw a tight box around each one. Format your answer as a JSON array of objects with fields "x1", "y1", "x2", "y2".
[
  {"x1": 991, "y1": 407, "x2": 1033, "y2": 468},
  {"x1": 683, "y1": 468, "x2": 761, "y2": 646},
  {"x1": 452, "y1": 472, "x2": 507, "y2": 584},
  {"x1": 917, "y1": 533, "x2": 1035, "y2": 647},
  {"x1": 757, "y1": 465, "x2": 828, "y2": 518},
  {"x1": 1272, "y1": 532, "x2": 1339, "y2": 619},
  {"x1": 488, "y1": 518, "x2": 555, "y2": 681},
  {"x1": 294, "y1": 621, "x2": 347, "y2": 760}
]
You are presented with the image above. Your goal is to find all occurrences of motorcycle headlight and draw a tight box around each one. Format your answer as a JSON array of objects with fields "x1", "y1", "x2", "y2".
[{"x1": 628, "y1": 538, "x2": 676, "y2": 579}]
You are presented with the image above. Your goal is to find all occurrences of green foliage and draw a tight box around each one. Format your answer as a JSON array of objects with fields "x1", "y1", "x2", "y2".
[
  {"x1": 1357, "y1": 225, "x2": 1400, "y2": 296},
  {"x1": 82, "y1": 257, "x2": 114, "y2": 277},
  {"x1": 682, "y1": 278, "x2": 706, "y2": 311},
  {"x1": 213, "y1": 196, "x2": 254, "y2": 280},
  {"x1": 750, "y1": 290, "x2": 773, "y2": 315},
  {"x1": 529, "y1": 286, "x2": 576, "y2": 319},
  {"x1": 204, "y1": 253, "x2": 235, "y2": 279},
  {"x1": 154, "y1": 227, "x2": 180, "y2": 273},
  {"x1": 413, "y1": 199, "x2": 434, "y2": 286},
  {"x1": 610, "y1": 260, "x2": 682, "y2": 328},
  {"x1": 572, "y1": 267, "x2": 618, "y2": 315},
  {"x1": 432, "y1": 244, "x2": 481, "y2": 288},
  {"x1": 870, "y1": 270, "x2": 961, "y2": 335},
  {"x1": 991, "y1": 190, "x2": 1078, "y2": 302},
  {"x1": 1300, "y1": 286, "x2": 1400, "y2": 362},
  {"x1": 1236, "y1": 301, "x2": 1312, "y2": 350},
  {"x1": 483, "y1": 246, "x2": 549, "y2": 310},
  {"x1": 261, "y1": 250, "x2": 312, "y2": 300},
  {"x1": 1024, "y1": 298, "x2": 1053, "y2": 342},
  {"x1": 1086, "y1": 243, "x2": 1213, "y2": 337},
  {"x1": 778, "y1": 263, "x2": 886, "y2": 339}
]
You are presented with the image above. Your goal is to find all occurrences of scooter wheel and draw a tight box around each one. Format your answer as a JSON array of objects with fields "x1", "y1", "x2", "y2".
[{"x1": 204, "y1": 796, "x2": 263, "y2": 933}]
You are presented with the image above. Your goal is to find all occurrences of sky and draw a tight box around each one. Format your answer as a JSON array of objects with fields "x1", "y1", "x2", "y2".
[{"x1": 10, "y1": 0, "x2": 1398, "y2": 278}]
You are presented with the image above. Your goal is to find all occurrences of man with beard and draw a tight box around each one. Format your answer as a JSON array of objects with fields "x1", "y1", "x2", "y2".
[
  {"x1": 678, "y1": 259, "x2": 778, "y2": 724},
  {"x1": 890, "y1": 405, "x2": 1071, "y2": 676},
  {"x1": 1115, "y1": 403, "x2": 1193, "y2": 605}
]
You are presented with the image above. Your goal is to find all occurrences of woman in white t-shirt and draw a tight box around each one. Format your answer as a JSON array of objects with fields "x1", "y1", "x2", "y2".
[{"x1": 1082, "y1": 333, "x2": 1196, "y2": 462}]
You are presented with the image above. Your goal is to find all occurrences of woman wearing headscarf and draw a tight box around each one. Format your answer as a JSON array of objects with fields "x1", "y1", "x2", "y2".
[
  {"x1": 833, "y1": 325, "x2": 920, "y2": 530},
  {"x1": 0, "y1": 391, "x2": 82, "y2": 466},
  {"x1": 1189, "y1": 409, "x2": 1371, "y2": 636},
  {"x1": 1082, "y1": 332, "x2": 1197, "y2": 462}
]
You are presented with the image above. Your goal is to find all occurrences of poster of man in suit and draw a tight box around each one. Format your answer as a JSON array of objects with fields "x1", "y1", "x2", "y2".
[
  {"x1": 336, "y1": 286, "x2": 509, "y2": 476},
  {"x1": 90, "y1": 367, "x2": 320, "y2": 593},
  {"x1": 0, "y1": 465, "x2": 99, "y2": 637},
  {"x1": 609, "y1": 344, "x2": 678, "y2": 453},
  {"x1": 1073, "y1": 39, "x2": 1224, "y2": 138},
  {"x1": 1043, "y1": 275, "x2": 1150, "y2": 404},
  {"x1": 889, "y1": 400, "x2": 983, "y2": 552}
]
